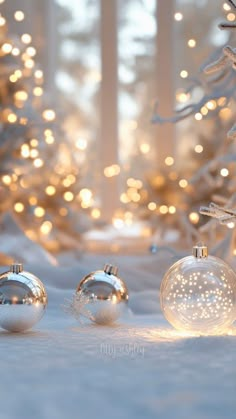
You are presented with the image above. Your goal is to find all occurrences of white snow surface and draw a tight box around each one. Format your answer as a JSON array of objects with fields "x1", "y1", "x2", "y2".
[{"x1": 0, "y1": 233, "x2": 236, "y2": 419}]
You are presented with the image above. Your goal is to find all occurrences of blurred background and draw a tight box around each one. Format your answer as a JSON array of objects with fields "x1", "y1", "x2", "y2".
[{"x1": 0, "y1": 0, "x2": 236, "y2": 257}]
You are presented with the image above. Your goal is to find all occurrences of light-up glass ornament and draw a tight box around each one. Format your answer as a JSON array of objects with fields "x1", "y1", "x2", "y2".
[{"x1": 160, "y1": 244, "x2": 236, "y2": 335}]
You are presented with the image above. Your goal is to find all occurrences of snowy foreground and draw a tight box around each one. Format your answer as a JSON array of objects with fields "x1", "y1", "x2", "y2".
[{"x1": 0, "y1": 229, "x2": 236, "y2": 419}]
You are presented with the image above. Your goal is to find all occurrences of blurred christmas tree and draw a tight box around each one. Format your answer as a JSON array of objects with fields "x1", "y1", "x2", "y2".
[
  {"x1": 149, "y1": 0, "x2": 236, "y2": 257},
  {"x1": 0, "y1": 7, "x2": 93, "y2": 253}
]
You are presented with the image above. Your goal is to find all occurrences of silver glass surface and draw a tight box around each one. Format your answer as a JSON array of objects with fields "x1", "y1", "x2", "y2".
[
  {"x1": 0, "y1": 265, "x2": 47, "y2": 332},
  {"x1": 76, "y1": 266, "x2": 128, "y2": 324}
]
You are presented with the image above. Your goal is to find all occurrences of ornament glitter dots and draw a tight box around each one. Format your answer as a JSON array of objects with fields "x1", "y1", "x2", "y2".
[
  {"x1": 0, "y1": 263, "x2": 47, "y2": 332},
  {"x1": 160, "y1": 244, "x2": 236, "y2": 335},
  {"x1": 66, "y1": 264, "x2": 128, "y2": 325}
]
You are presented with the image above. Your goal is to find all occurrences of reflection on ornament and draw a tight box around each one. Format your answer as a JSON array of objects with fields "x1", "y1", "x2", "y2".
[
  {"x1": 0, "y1": 263, "x2": 47, "y2": 332},
  {"x1": 160, "y1": 244, "x2": 236, "y2": 335},
  {"x1": 149, "y1": 244, "x2": 158, "y2": 254},
  {"x1": 66, "y1": 264, "x2": 128, "y2": 325}
]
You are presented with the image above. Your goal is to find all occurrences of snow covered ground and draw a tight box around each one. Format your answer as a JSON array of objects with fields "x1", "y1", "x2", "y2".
[{"x1": 0, "y1": 226, "x2": 236, "y2": 418}]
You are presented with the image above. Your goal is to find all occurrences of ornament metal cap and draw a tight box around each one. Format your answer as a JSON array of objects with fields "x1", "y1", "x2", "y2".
[
  {"x1": 192, "y1": 243, "x2": 208, "y2": 259},
  {"x1": 10, "y1": 262, "x2": 23, "y2": 274},
  {"x1": 104, "y1": 264, "x2": 118, "y2": 276}
]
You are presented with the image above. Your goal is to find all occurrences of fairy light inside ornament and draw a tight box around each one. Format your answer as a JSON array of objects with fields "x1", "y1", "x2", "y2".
[
  {"x1": 66, "y1": 264, "x2": 129, "y2": 325},
  {"x1": 160, "y1": 244, "x2": 236, "y2": 335}
]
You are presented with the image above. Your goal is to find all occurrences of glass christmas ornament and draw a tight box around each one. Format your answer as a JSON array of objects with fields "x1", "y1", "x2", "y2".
[
  {"x1": 0, "y1": 263, "x2": 47, "y2": 332},
  {"x1": 66, "y1": 264, "x2": 129, "y2": 325},
  {"x1": 160, "y1": 244, "x2": 236, "y2": 335}
]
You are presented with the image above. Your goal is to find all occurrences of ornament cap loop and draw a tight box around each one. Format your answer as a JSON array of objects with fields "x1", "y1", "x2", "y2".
[
  {"x1": 10, "y1": 262, "x2": 23, "y2": 274},
  {"x1": 104, "y1": 264, "x2": 118, "y2": 276},
  {"x1": 192, "y1": 243, "x2": 208, "y2": 259}
]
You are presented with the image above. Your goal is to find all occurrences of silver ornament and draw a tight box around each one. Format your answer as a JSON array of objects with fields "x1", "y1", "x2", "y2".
[
  {"x1": 66, "y1": 264, "x2": 129, "y2": 325},
  {"x1": 0, "y1": 263, "x2": 47, "y2": 332}
]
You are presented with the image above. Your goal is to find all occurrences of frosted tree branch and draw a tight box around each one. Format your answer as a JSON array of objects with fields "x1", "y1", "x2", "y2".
[
  {"x1": 200, "y1": 202, "x2": 236, "y2": 224},
  {"x1": 152, "y1": 1, "x2": 236, "y2": 133},
  {"x1": 228, "y1": 0, "x2": 236, "y2": 10},
  {"x1": 152, "y1": 82, "x2": 236, "y2": 125},
  {"x1": 219, "y1": 22, "x2": 236, "y2": 30},
  {"x1": 190, "y1": 153, "x2": 236, "y2": 183},
  {"x1": 227, "y1": 123, "x2": 236, "y2": 139},
  {"x1": 204, "y1": 55, "x2": 229, "y2": 74}
]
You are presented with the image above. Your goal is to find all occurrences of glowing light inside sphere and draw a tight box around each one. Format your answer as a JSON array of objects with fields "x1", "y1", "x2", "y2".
[{"x1": 160, "y1": 245, "x2": 236, "y2": 335}]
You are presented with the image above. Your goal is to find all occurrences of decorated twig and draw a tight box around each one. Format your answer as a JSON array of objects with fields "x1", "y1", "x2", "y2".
[
  {"x1": 152, "y1": 0, "x2": 236, "y2": 139},
  {"x1": 219, "y1": 22, "x2": 236, "y2": 30},
  {"x1": 200, "y1": 202, "x2": 236, "y2": 224},
  {"x1": 204, "y1": 54, "x2": 229, "y2": 74},
  {"x1": 151, "y1": 0, "x2": 236, "y2": 258},
  {"x1": 228, "y1": 0, "x2": 236, "y2": 10},
  {"x1": 63, "y1": 291, "x2": 96, "y2": 324}
]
